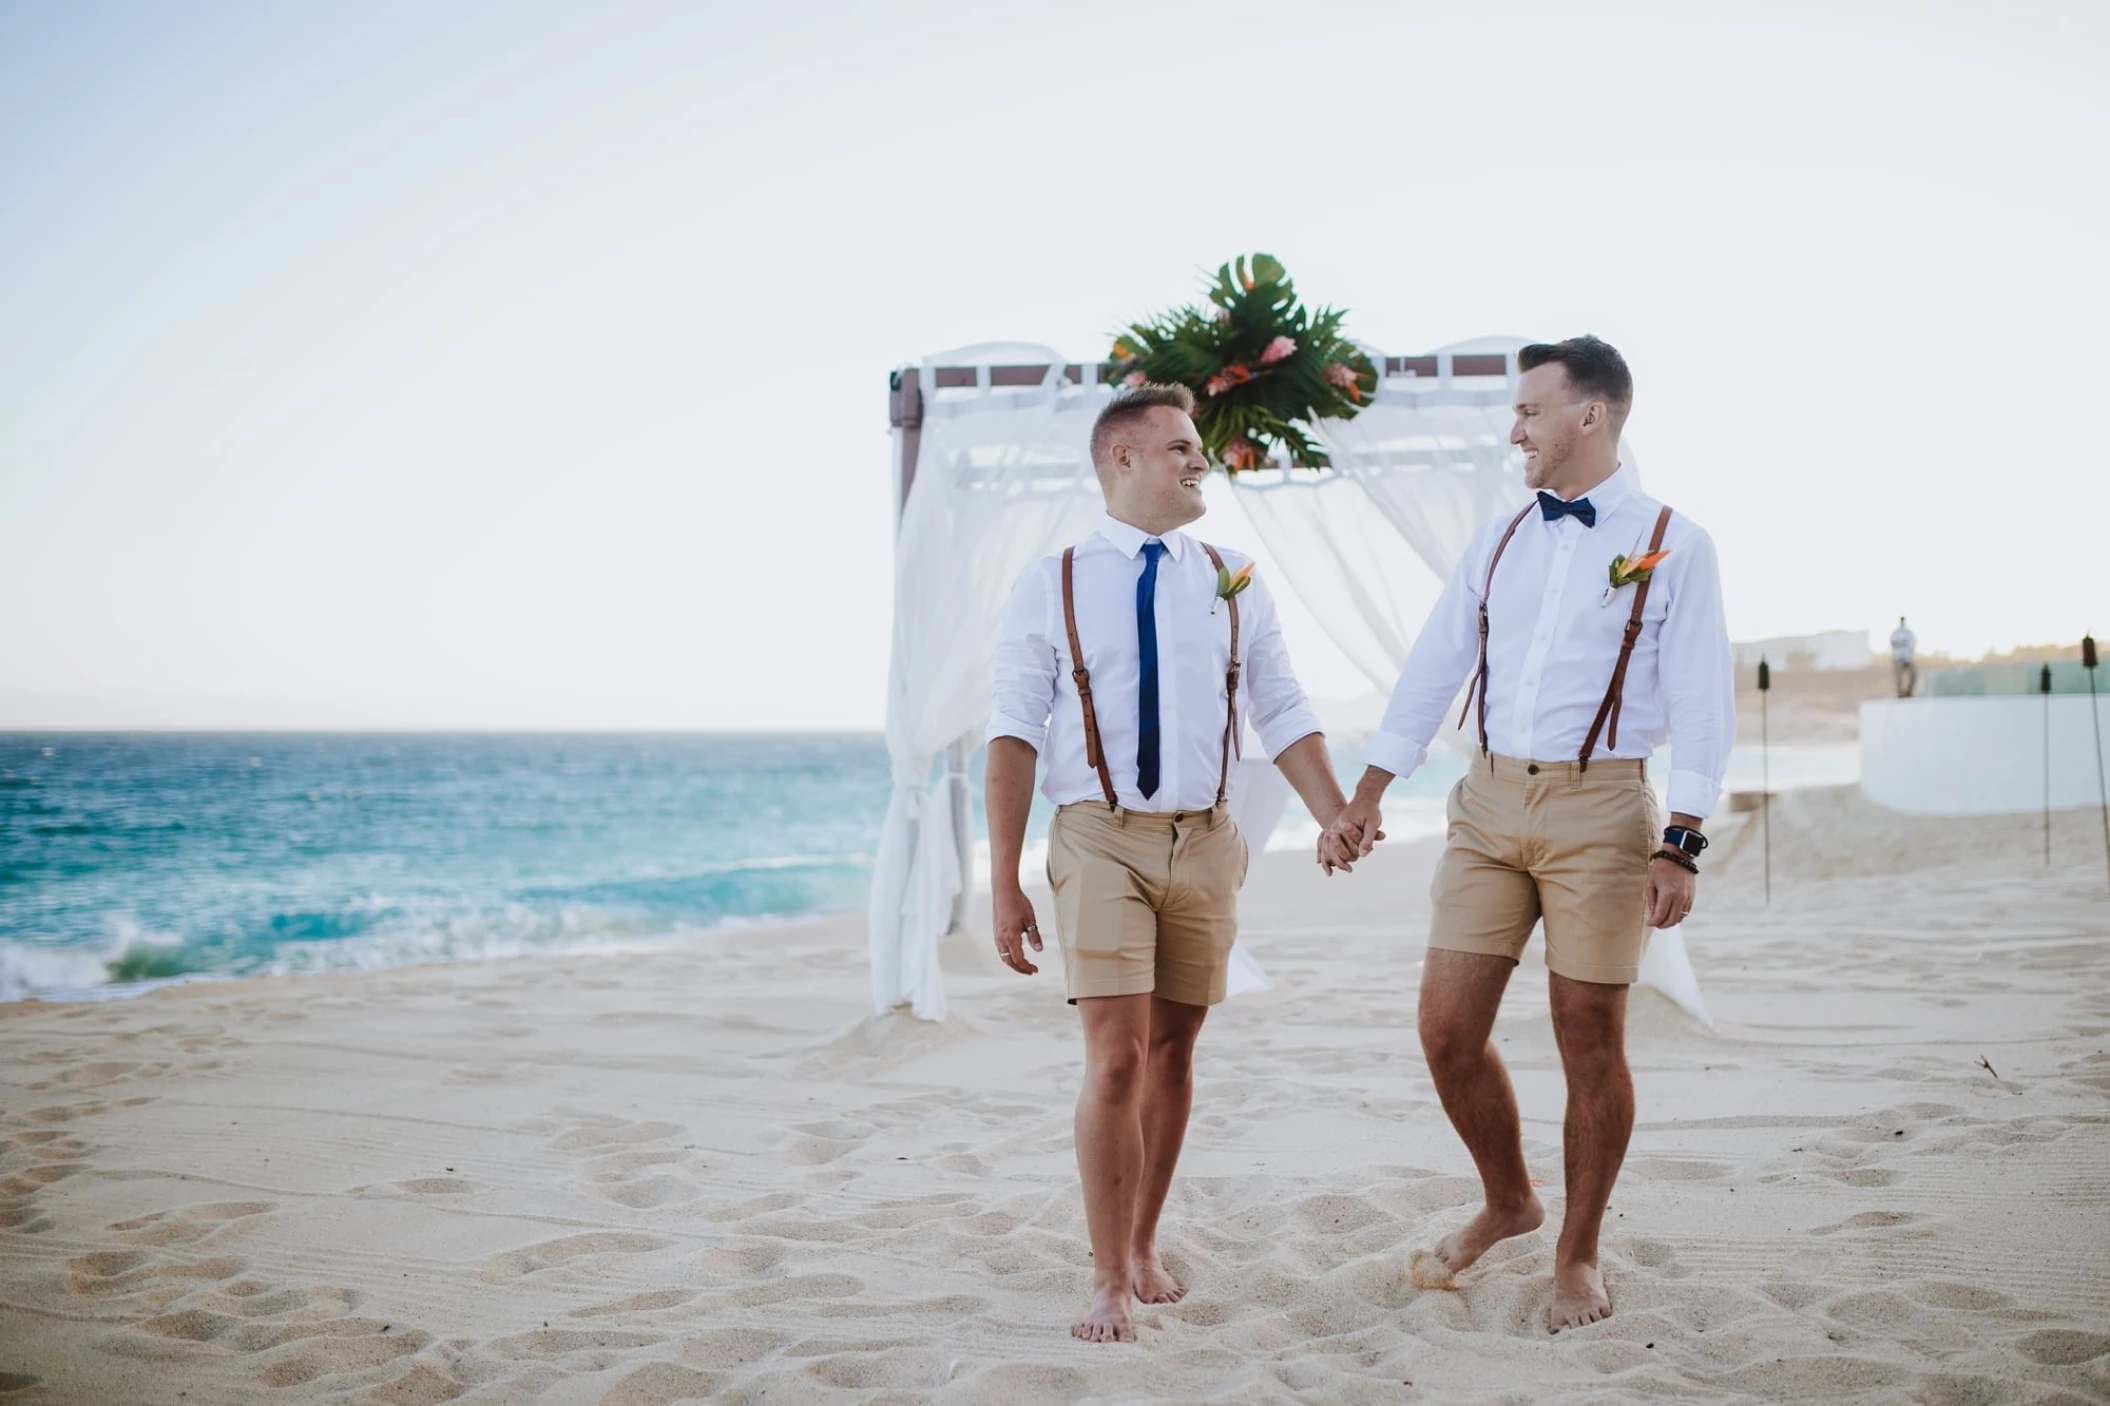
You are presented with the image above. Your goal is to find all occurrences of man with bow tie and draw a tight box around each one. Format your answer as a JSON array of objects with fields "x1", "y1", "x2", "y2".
[{"x1": 1327, "y1": 336, "x2": 1733, "y2": 1335}]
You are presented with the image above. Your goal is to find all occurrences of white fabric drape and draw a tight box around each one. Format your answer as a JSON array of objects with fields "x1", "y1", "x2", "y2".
[{"x1": 869, "y1": 346, "x2": 1105, "y2": 1020}]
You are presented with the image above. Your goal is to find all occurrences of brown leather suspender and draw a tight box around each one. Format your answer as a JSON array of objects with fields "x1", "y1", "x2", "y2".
[
  {"x1": 1198, "y1": 543, "x2": 1242, "y2": 807},
  {"x1": 1454, "y1": 501, "x2": 1675, "y2": 770},
  {"x1": 1061, "y1": 546, "x2": 1120, "y2": 809},
  {"x1": 1060, "y1": 541, "x2": 1241, "y2": 811},
  {"x1": 1579, "y1": 504, "x2": 1673, "y2": 766},
  {"x1": 1457, "y1": 503, "x2": 1536, "y2": 753}
]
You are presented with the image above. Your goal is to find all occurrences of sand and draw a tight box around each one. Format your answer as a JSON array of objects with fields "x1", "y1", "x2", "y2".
[{"x1": 3, "y1": 785, "x2": 2109, "y2": 1404}]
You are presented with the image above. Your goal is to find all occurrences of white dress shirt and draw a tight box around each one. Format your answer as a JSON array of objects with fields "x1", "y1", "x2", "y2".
[
  {"x1": 988, "y1": 513, "x2": 1324, "y2": 812},
  {"x1": 1365, "y1": 465, "x2": 1735, "y2": 819}
]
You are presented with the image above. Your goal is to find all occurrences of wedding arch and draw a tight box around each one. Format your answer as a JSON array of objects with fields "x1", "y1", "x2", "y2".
[{"x1": 868, "y1": 336, "x2": 1709, "y2": 1026}]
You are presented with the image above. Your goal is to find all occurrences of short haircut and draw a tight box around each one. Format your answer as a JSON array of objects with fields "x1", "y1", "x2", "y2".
[
  {"x1": 1518, "y1": 336, "x2": 1633, "y2": 424},
  {"x1": 1090, "y1": 382, "x2": 1197, "y2": 469}
]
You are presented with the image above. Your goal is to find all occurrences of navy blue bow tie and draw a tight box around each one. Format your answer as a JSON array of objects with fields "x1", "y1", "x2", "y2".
[{"x1": 1537, "y1": 491, "x2": 1596, "y2": 528}]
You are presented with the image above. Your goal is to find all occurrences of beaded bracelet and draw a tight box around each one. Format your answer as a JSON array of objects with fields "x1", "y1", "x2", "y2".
[{"x1": 1652, "y1": 847, "x2": 1699, "y2": 874}]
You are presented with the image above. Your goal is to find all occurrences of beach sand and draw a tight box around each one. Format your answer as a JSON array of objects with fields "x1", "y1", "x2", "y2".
[{"x1": 3, "y1": 786, "x2": 2108, "y2": 1404}]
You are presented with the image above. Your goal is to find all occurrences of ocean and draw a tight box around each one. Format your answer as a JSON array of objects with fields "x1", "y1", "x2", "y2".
[{"x1": 0, "y1": 733, "x2": 1857, "y2": 1001}]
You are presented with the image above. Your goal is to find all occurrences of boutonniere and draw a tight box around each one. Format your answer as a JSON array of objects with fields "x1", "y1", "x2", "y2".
[
  {"x1": 1601, "y1": 539, "x2": 1671, "y2": 607},
  {"x1": 1213, "y1": 561, "x2": 1254, "y2": 615}
]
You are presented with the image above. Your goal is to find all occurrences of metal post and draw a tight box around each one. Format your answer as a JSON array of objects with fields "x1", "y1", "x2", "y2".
[
  {"x1": 2042, "y1": 662, "x2": 2054, "y2": 866},
  {"x1": 1758, "y1": 656, "x2": 1771, "y2": 905},
  {"x1": 945, "y1": 735, "x2": 975, "y2": 935},
  {"x1": 2086, "y1": 634, "x2": 2109, "y2": 890}
]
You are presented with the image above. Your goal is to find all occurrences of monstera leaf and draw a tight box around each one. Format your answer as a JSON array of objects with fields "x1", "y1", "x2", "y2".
[{"x1": 1109, "y1": 254, "x2": 1378, "y2": 473}]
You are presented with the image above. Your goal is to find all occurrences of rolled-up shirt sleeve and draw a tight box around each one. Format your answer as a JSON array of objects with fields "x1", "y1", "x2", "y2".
[
  {"x1": 1237, "y1": 567, "x2": 1323, "y2": 760},
  {"x1": 1365, "y1": 527, "x2": 1489, "y2": 780},
  {"x1": 1658, "y1": 526, "x2": 1734, "y2": 819},
  {"x1": 985, "y1": 560, "x2": 1057, "y2": 753}
]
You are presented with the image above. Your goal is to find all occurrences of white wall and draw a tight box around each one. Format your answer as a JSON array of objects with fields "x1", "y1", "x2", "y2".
[{"x1": 1860, "y1": 695, "x2": 2110, "y2": 815}]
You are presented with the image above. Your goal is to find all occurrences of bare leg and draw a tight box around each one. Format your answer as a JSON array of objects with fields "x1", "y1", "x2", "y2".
[
  {"x1": 1071, "y1": 994, "x2": 1150, "y2": 1342},
  {"x1": 1131, "y1": 995, "x2": 1207, "y2": 1303},
  {"x1": 1546, "y1": 973, "x2": 1632, "y2": 1333},
  {"x1": 1419, "y1": 949, "x2": 1545, "y2": 1275}
]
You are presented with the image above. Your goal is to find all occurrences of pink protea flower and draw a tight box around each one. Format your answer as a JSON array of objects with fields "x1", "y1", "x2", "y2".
[
  {"x1": 1123, "y1": 371, "x2": 1147, "y2": 388},
  {"x1": 1259, "y1": 335, "x2": 1297, "y2": 365},
  {"x1": 1222, "y1": 435, "x2": 1262, "y2": 472},
  {"x1": 1324, "y1": 361, "x2": 1366, "y2": 403}
]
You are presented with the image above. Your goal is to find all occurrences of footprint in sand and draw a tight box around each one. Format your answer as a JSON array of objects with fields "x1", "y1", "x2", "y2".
[
  {"x1": 481, "y1": 1326, "x2": 666, "y2": 1370},
  {"x1": 478, "y1": 1232, "x2": 671, "y2": 1285},
  {"x1": 65, "y1": 1250, "x2": 247, "y2": 1301},
  {"x1": 724, "y1": 1273, "x2": 864, "y2": 1308},
  {"x1": 26, "y1": 1060, "x2": 161, "y2": 1092},
  {"x1": 545, "y1": 1117, "x2": 684, "y2": 1153},
  {"x1": 1911, "y1": 1280, "x2": 2013, "y2": 1311},
  {"x1": 109, "y1": 1200, "x2": 275, "y2": 1247},
  {"x1": 601, "y1": 1363, "x2": 728, "y2": 1406},
  {"x1": 1807, "y1": 1209, "x2": 1930, "y2": 1237},
  {"x1": 814, "y1": 1294, "x2": 989, "y2": 1324},
  {"x1": 2015, "y1": 1329, "x2": 2110, "y2": 1366},
  {"x1": 1407, "y1": 1249, "x2": 1457, "y2": 1290},
  {"x1": 704, "y1": 1190, "x2": 801, "y2": 1224},
  {"x1": 570, "y1": 1288, "x2": 696, "y2": 1317},
  {"x1": 245, "y1": 1322, "x2": 432, "y2": 1390},
  {"x1": 196, "y1": 1279, "x2": 358, "y2": 1321},
  {"x1": 368, "y1": 1360, "x2": 470, "y2": 1405},
  {"x1": 385, "y1": 1178, "x2": 479, "y2": 1197},
  {"x1": 698, "y1": 1242, "x2": 787, "y2": 1279}
]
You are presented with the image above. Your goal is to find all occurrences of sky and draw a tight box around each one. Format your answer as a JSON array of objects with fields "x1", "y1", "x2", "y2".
[{"x1": 2, "y1": 0, "x2": 2105, "y2": 730}]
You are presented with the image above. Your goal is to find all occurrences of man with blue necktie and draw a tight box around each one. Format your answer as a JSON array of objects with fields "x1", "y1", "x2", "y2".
[
  {"x1": 1328, "y1": 336, "x2": 1734, "y2": 1335},
  {"x1": 985, "y1": 383, "x2": 1363, "y2": 1344}
]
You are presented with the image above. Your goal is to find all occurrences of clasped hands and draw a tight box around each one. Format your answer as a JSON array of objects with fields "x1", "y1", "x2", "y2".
[{"x1": 1316, "y1": 796, "x2": 1385, "y2": 877}]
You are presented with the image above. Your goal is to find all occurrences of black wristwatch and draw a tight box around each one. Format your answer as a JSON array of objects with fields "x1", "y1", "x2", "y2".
[{"x1": 1662, "y1": 825, "x2": 1708, "y2": 860}]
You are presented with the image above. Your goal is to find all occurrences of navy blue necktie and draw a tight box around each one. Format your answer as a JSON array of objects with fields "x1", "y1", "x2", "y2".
[
  {"x1": 1537, "y1": 490, "x2": 1596, "y2": 528},
  {"x1": 1135, "y1": 540, "x2": 1166, "y2": 799}
]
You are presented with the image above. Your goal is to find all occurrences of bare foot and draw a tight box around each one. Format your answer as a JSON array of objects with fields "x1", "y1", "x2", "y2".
[
  {"x1": 1549, "y1": 1258, "x2": 1611, "y2": 1333},
  {"x1": 1071, "y1": 1282, "x2": 1135, "y2": 1343},
  {"x1": 1131, "y1": 1248, "x2": 1185, "y2": 1304},
  {"x1": 1432, "y1": 1195, "x2": 1545, "y2": 1276}
]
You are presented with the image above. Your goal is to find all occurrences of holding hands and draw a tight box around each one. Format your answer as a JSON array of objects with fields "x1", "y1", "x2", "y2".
[{"x1": 1317, "y1": 796, "x2": 1385, "y2": 875}]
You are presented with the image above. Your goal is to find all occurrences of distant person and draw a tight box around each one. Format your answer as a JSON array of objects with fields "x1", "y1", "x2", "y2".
[
  {"x1": 1328, "y1": 336, "x2": 1734, "y2": 1334},
  {"x1": 1891, "y1": 616, "x2": 1918, "y2": 697},
  {"x1": 984, "y1": 383, "x2": 1367, "y2": 1343}
]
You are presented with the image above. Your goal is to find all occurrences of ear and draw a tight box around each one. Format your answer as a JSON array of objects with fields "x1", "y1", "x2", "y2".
[{"x1": 1580, "y1": 401, "x2": 1605, "y2": 433}]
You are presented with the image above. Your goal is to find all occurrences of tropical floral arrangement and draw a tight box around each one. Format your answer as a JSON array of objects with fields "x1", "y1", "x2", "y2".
[{"x1": 1108, "y1": 254, "x2": 1378, "y2": 473}]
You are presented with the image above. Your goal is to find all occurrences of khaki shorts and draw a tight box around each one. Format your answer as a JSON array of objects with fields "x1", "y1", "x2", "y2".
[
  {"x1": 1046, "y1": 802, "x2": 1247, "y2": 1007},
  {"x1": 1429, "y1": 754, "x2": 1659, "y2": 985}
]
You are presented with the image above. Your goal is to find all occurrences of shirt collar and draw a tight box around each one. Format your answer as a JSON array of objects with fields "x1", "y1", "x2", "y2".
[
  {"x1": 1096, "y1": 512, "x2": 1187, "y2": 562},
  {"x1": 1549, "y1": 462, "x2": 1635, "y2": 519}
]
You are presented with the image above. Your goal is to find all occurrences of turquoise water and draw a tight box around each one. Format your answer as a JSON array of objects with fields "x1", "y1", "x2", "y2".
[
  {"x1": 0, "y1": 732, "x2": 1857, "y2": 1000},
  {"x1": 0, "y1": 734, "x2": 894, "y2": 1000}
]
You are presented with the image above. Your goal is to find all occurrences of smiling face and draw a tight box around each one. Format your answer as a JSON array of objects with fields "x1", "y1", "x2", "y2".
[
  {"x1": 1511, "y1": 362, "x2": 1614, "y2": 496},
  {"x1": 1100, "y1": 405, "x2": 1210, "y2": 532}
]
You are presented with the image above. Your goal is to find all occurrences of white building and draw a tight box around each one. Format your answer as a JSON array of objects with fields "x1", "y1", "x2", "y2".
[{"x1": 1731, "y1": 630, "x2": 1873, "y2": 672}]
